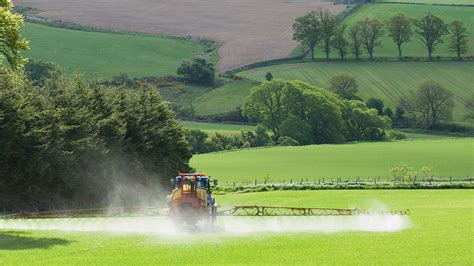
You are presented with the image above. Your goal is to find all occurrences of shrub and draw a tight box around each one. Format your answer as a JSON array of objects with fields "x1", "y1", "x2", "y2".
[{"x1": 177, "y1": 57, "x2": 215, "y2": 85}]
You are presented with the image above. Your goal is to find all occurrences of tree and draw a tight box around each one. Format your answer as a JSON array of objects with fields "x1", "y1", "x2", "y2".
[
  {"x1": 0, "y1": 0, "x2": 29, "y2": 70},
  {"x1": 328, "y1": 74, "x2": 359, "y2": 100},
  {"x1": 293, "y1": 11, "x2": 321, "y2": 60},
  {"x1": 414, "y1": 13, "x2": 448, "y2": 60},
  {"x1": 464, "y1": 95, "x2": 474, "y2": 121},
  {"x1": 177, "y1": 57, "x2": 215, "y2": 84},
  {"x1": 449, "y1": 21, "x2": 468, "y2": 60},
  {"x1": 318, "y1": 10, "x2": 339, "y2": 59},
  {"x1": 280, "y1": 116, "x2": 313, "y2": 145},
  {"x1": 384, "y1": 107, "x2": 394, "y2": 119},
  {"x1": 242, "y1": 80, "x2": 291, "y2": 138},
  {"x1": 403, "y1": 80, "x2": 454, "y2": 128},
  {"x1": 332, "y1": 24, "x2": 349, "y2": 60},
  {"x1": 349, "y1": 23, "x2": 364, "y2": 60},
  {"x1": 341, "y1": 100, "x2": 391, "y2": 141},
  {"x1": 366, "y1": 98, "x2": 384, "y2": 115},
  {"x1": 265, "y1": 72, "x2": 273, "y2": 81},
  {"x1": 386, "y1": 13, "x2": 413, "y2": 60},
  {"x1": 359, "y1": 17, "x2": 385, "y2": 60}
]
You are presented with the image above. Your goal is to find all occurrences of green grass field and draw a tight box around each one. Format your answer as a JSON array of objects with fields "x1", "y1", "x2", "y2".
[
  {"x1": 192, "y1": 79, "x2": 258, "y2": 116},
  {"x1": 240, "y1": 61, "x2": 474, "y2": 123},
  {"x1": 379, "y1": 0, "x2": 474, "y2": 5},
  {"x1": 21, "y1": 23, "x2": 208, "y2": 80},
  {"x1": 180, "y1": 121, "x2": 256, "y2": 134},
  {"x1": 191, "y1": 138, "x2": 474, "y2": 182},
  {"x1": 296, "y1": 3, "x2": 474, "y2": 59},
  {"x1": 0, "y1": 190, "x2": 472, "y2": 264}
]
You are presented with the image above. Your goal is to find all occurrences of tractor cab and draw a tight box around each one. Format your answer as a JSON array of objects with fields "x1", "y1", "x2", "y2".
[{"x1": 169, "y1": 173, "x2": 218, "y2": 224}]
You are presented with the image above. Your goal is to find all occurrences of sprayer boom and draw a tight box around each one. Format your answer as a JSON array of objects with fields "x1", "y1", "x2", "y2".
[{"x1": 216, "y1": 206, "x2": 408, "y2": 216}]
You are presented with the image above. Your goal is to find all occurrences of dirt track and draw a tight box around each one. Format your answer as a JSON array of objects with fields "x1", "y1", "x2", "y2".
[{"x1": 14, "y1": 0, "x2": 344, "y2": 72}]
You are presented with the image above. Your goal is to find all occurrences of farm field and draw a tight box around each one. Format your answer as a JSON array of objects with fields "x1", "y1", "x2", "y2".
[
  {"x1": 379, "y1": 0, "x2": 474, "y2": 4},
  {"x1": 191, "y1": 138, "x2": 474, "y2": 183},
  {"x1": 180, "y1": 121, "x2": 256, "y2": 135},
  {"x1": 21, "y1": 22, "x2": 206, "y2": 80},
  {"x1": 240, "y1": 61, "x2": 474, "y2": 123},
  {"x1": 327, "y1": 3, "x2": 474, "y2": 58},
  {"x1": 14, "y1": 0, "x2": 345, "y2": 72},
  {"x1": 0, "y1": 190, "x2": 472, "y2": 264},
  {"x1": 192, "y1": 79, "x2": 258, "y2": 116}
]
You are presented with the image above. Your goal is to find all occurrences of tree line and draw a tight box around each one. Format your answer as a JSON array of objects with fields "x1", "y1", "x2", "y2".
[{"x1": 293, "y1": 10, "x2": 469, "y2": 60}]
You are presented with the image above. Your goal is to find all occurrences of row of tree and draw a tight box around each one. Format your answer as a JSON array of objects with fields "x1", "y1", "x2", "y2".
[
  {"x1": 0, "y1": 70, "x2": 192, "y2": 208},
  {"x1": 293, "y1": 10, "x2": 469, "y2": 60}
]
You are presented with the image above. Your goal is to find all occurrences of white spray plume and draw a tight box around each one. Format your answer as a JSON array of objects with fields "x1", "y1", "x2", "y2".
[{"x1": 0, "y1": 215, "x2": 410, "y2": 236}]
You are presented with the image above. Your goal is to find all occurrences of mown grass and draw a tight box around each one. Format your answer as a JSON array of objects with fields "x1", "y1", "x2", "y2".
[
  {"x1": 180, "y1": 121, "x2": 256, "y2": 135},
  {"x1": 21, "y1": 23, "x2": 208, "y2": 80},
  {"x1": 0, "y1": 190, "x2": 472, "y2": 265},
  {"x1": 191, "y1": 139, "x2": 474, "y2": 182},
  {"x1": 240, "y1": 61, "x2": 474, "y2": 123},
  {"x1": 192, "y1": 79, "x2": 258, "y2": 116}
]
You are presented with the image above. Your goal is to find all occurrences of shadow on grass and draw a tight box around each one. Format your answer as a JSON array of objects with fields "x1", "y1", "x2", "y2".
[{"x1": 0, "y1": 231, "x2": 71, "y2": 250}]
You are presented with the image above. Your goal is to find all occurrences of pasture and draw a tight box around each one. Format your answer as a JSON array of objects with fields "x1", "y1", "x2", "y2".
[
  {"x1": 21, "y1": 23, "x2": 206, "y2": 80},
  {"x1": 191, "y1": 138, "x2": 474, "y2": 183},
  {"x1": 240, "y1": 61, "x2": 474, "y2": 123},
  {"x1": 332, "y1": 3, "x2": 473, "y2": 58},
  {"x1": 192, "y1": 79, "x2": 258, "y2": 116},
  {"x1": 379, "y1": 0, "x2": 474, "y2": 5},
  {"x1": 0, "y1": 190, "x2": 472, "y2": 264},
  {"x1": 180, "y1": 121, "x2": 256, "y2": 135},
  {"x1": 15, "y1": 0, "x2": 345, "y2": 72}
]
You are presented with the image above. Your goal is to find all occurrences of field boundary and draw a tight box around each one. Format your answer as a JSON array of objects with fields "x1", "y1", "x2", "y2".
[
  {"x1": 376, "y1": 1, "x2": 474, "y2": 7},
  {"x1": 15, "y1": 6, "x2": 219, "y2": 61},
  {"x1": 216, "y1": 177, "x2": 474, "y2": 194}
]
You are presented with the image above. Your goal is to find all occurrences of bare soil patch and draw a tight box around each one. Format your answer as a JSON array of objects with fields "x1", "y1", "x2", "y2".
[{"x1": 14, "y1": 0, "x2": 344, "y2": 72}]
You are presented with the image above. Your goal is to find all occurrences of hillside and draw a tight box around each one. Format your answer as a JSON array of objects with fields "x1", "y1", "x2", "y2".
[
  {"x1": 240, "y1": 61, "x2": 474, "y2": 123},
  {"x1": 15, "y1": 0, "x2": 345, "y2": 72},
  {"x1": 296, "y1": 3, "x2": 474, "y2": 59},
  {"x1": 192, "y1": 139, "x2": 474, "y2": 183},
  {"x1": 21, "y1": 22, "x2": 207, "y2": 79}
]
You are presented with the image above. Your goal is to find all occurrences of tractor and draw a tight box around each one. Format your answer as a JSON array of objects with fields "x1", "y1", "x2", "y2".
[{"x1": 168, "y1": 173, "x2": 218, "y2": 226}]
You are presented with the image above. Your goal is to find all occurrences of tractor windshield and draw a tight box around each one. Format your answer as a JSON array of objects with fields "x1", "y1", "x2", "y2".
[
  {"x1": 182, "y1": 180, "x2": 194, "y2": 193},
  {"x1": 196, "y1": 180, "x2": 206, "y2": 189}
]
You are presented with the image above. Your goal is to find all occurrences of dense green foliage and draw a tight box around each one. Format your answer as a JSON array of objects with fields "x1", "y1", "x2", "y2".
[
  {"x1": 0, "y1": 0, "x2": 29, "y2": 70},
  {"x1": 192, "y1": 139, "x2": 473, "y2": 182},
  {"x1": 21, "y1": 22, "x2": 207, "y2": 79},
  {"x1": 0, "y1": 71, "x2": 191, "y2": 209},
  {"x1": 177, "y1": 57, "x2": 215, "y2": 85},
  {"x1": 242, "y1": 80, "x2": 391, "y2": 144},
  {"x1": 240, "y1": 61, "x2": 474, "y2": 124},
  {"x1": 0, "y1": 190, "x2": 472, "y2": 264}
]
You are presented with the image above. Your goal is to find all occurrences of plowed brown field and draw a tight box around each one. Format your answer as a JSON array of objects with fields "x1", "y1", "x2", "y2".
[{"x1": 14, "y1": 0, "x2": 344, "y2": 72}]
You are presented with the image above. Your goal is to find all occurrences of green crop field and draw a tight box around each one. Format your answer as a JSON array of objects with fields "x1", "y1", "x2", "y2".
[
  {"x1": 296, "y1": 3, "x2": 474, "y2": 59},
  {"x1": 21, "y1": 23, "x2": 208, "y2": 80},
  {"x1": 191, "y1": 138, "x2": 474, "y2": 182},
  {"x1": 240, "y1": 61, "x2": 474, "y2": 123},
  {"x1": 180, "y1": 121, "x2": 256, "y2": 134},
  {"x1": 192, "y1": 79, "x2": 258, "y2": 116},
  {"x1": 0, "y1": 190, "x2": 472, "y2": 264}
]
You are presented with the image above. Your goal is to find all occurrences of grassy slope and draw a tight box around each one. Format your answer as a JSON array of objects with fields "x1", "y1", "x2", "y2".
[
  {"x1": 192, "y1": 79, "x2": 258, "y2": 116},
  {"x1": 379, "y1": 0, "x2": 474, "y2": 5},
  {"x1": 191, "y1": 139, "x2": 474, "y2": 182},
  {"x1": 302, "y1": 4, "x2": 474, "y2": 59},
  {"x1": 22, "y1": 23, "x2": 206, "y2": 80},
  {"x1": 0, "y1": 190, "x2": 472, "y2": 265},
  {"x1": 180, "y1": 121, "x2": 256, "y2": 135},
  {"x1": 241, "y1": 61, "x2": 474, "y2": 123}
]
